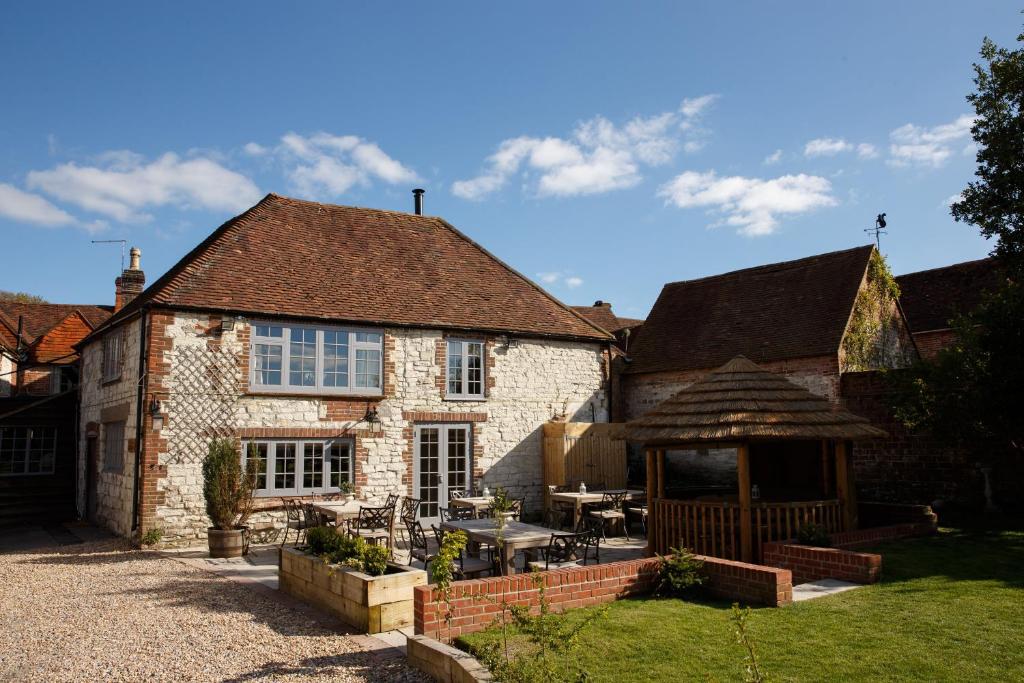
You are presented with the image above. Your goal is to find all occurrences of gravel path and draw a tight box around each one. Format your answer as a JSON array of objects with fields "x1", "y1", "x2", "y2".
[{"x1": 0, "y1": 539, "x2": 426, "y2": 682}]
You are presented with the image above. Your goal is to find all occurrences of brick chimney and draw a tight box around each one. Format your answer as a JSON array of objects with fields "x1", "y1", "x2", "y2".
[
  {"x1": 593, "y1": 300, "x2": 612, "y2": 308},
  {"x1": 114, "y1": 247, "x2": 145, "y2": 312}
]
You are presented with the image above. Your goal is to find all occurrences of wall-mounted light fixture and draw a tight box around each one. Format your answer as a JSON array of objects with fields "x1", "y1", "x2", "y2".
[
  {"x1": 501, "y1": 335, "x2": 520, "y2": 351},
  {"x1": 363, "y1": 405, "x2": 383, "y2": 436},
  {"x1": 150, "y1": 397, "x2": 164, "y2": 431},
  {"x1": 220, "y1": 318, "x2": 235, "y2": 332}
]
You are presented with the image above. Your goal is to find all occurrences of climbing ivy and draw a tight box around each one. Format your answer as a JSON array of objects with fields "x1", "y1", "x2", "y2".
[{"x1": 842, "y1": 250, "x2": 910, "y2": 372}]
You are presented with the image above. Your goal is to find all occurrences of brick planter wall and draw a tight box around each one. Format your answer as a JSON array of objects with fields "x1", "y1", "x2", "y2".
[{"x1": 414, "y1": 555, "x2": 793, "y2": 640}]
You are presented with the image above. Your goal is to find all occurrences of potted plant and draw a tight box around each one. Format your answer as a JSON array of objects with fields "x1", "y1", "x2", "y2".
[
  {"x1": 203, "y1": 438, "x2": 258, "y2": 558},
  {"x1": 339, "y1": 481, "x2": 356, "y2": 502}
]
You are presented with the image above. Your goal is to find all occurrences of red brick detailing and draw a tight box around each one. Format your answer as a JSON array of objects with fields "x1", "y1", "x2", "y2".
[
  {"x1": 401, "y1": 411, "x2": 488, "y2": 423},
  {"x1": 413, "y1": 555, "x2": 792, "y2": 639},
  {"x1": 323, "y1": 398, "x2": 381, "y2": 422},
  {"x1": 237, "y1": 324, "x2": 251, "y2": 394},
  {"x1": 137, "y1": 311, "x2": 173, "y2": 536},
  {"x1": 236, "y1": 427, "x2": 369, "y2": 438}
]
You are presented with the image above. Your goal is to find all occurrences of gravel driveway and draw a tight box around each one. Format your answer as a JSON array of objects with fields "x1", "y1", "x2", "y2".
[{"x1": 0, "y1": 539, "x2": 426, "y2": 682}]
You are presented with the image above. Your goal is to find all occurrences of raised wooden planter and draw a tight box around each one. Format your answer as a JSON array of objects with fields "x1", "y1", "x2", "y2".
[{"x1": 279, "y1": 547, "x2": 427, "y2": 633}]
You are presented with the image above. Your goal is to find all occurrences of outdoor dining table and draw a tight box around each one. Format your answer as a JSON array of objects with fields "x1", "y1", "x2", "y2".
[
  {"x1": 548, "y1": 489, "x2": 645, "y2": 528},
  {"x1": 448, "y1": 496, "x2": 495, "y2": 516},
  {"x1": 441, "y1": 518, "x2": 556, "y2": 576},
  {"x1": 311, "y1": 499, "x2": 369, "y2": 523}
]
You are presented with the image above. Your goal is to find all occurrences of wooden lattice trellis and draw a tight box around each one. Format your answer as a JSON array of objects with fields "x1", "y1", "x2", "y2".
[{"x1": 163, "y1": 345, "x2": 242, "y2": 466}]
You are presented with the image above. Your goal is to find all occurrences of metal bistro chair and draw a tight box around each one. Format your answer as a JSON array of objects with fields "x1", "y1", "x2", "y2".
[
  {"x1": 346, "y1": 506, "x2": 392, "y2": 547},
  {"x1": 587, "y1": 491, "x2": 629, "y2": 541},
  {"x1": 625, "y1": 499, "x2": 649, "y2": 536},
  {"x1": 508, "y1": 498, "x2": 525, "y2": 521},
  {"x1": 543, "y1": 508, "x2": 569, "y2": 532},
  {"x1": 528, "y1": 532, "x2": 591, "y2": 571},
  {"x1": 396, "y1": 496, "x2": 421, "y2": 548},
  {"x1": 448, "y1": 489, "x2": 467, "y2": 501},
  {"x1": 575, "y1": 516, "x2": 604, "y2": 564},
  {"x1": 405, "y1": 520, "x2": 436, "y2": 570},
  {"x1": 431, "y1": 525, "x2": 493, "y2": 578},
  {"x1": 280, "y1": 498, "x2": 308, "y2": 547},
  {"x1": 440, "y1": 505, "x2": 475, "y2": 523}
]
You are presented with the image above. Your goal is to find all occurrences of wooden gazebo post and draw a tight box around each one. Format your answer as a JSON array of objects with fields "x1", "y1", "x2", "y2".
[
  {"x1": 645, "y1": 448, "x2": 656, "y2": 555},
  {"x1": 736, "y1": 442, "x2": 753, "y2": 562},
  {"x1": 835, "y1": 440, "x2": 858, "y2": 531}
]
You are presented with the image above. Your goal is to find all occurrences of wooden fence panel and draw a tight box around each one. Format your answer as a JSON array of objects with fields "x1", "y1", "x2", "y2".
[{"x1": 542, "y1": 423, "x2": 627, "y2": 504}]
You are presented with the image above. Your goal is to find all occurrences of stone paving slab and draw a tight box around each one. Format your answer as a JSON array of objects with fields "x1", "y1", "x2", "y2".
[{"x1": 792, "y1": 578, "x2": 862, "y2": 602}]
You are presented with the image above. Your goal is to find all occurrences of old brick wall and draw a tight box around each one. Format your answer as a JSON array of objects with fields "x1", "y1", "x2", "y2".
[
  {"x1": 911, "y1": 329, "x2": 956, "y2": 361},
  {"x1": 840, "y1": 371, "x2": 977, "y2": 505},
  {"x1": 141, "y1": 312, "x2": 609, "y2": 544}
]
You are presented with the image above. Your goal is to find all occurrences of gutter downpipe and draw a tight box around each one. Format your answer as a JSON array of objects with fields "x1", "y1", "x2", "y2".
[{"x1": 130, "y1": 307, "x2": 149, "y2": 533}]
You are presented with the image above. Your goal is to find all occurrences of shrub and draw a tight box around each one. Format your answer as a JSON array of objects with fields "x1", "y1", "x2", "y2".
[
  {"x1": 202, "y1": 439, "x2": 257, "y2": 530},
  {"x1": 362, "y1": 544, "x2": 389, "y2": 576},
  {"x1": 140, "y1": 528, "x2": 164, "y2": 546},
  {"x1": 797, "y1": 523, "x2": 832, "y2": 547},
  {"x1": 305, "y1": 526, "x2": 344, "y2": 556},
  {"x1": 655, "y1": 547, "x2": 706, "y2": 598}
]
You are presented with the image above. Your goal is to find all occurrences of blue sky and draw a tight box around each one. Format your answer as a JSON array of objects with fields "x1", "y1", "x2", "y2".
[{"x1": 0, "y1": 2, "x2": 1018, "y2": 319}]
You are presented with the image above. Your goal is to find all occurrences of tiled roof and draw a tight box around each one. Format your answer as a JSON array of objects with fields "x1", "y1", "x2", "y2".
[
  {"x1": 570, "y1": 302, "x2": 644, "y2": 334},
  {"x1": 0, "y1": 302, "x2": 112, "y2": 353},
  {"x1": 896, "y1": 257, "x2": 1000, "y2": 333},
  {"x1": 98, "y1": 194, "x2": 611, "y2": 342},
  {"x1": 625, "y1": 245, "x2": 875, "y2": 375}
]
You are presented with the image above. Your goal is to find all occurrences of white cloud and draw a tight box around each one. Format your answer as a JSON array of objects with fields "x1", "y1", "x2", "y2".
[
  {"x1": 804, "y1": 138, "x2": 853, "y2": 157},
  {"x1": 763, "y1": 149, "x2": 783, "y2": 165},
  {"x1": 856, "y1": 143, "x2": 879, "y2": 159},
  {"x1": 274, "y1": 132, "x2": 418, "y2": 199},
  {"x1": 887, "y1": 114, "x2": 975, "y2": 168},
  {"x1": 27, "y1": 152, "x2": 262, "y2": 223},
  {"x1": 535, "y1": 271, "x2": 583, "y2": 289},
  {"x1": 658, "y1": 171, "x2": 837, "y2": 236},
  {"x1": 0, "y1": 183, "x2": 77, "y2": 227},
  {"x1": 944, "y1": 192, "x2": 964, "y2": 208},
  {"x1": 243, "y1": 142, "x2": 268, "y2": 156},
  {"x1": 453, "y1": 95, "x2": 719, "y2": 200}
]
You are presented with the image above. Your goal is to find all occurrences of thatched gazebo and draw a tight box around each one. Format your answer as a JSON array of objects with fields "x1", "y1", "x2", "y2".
[{"x1": 619, "y1": 356, "x2": 886, "y2": 563}]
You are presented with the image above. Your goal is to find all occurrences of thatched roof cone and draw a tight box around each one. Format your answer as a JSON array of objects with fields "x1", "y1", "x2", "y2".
[{"x1": 617, "y1": 356, "x2": 887, "y2": 445}]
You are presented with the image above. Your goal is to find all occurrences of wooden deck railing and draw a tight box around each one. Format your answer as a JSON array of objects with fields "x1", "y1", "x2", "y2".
[{"x1": 652, "y1": 498, "x2": 843, "y2": 562}]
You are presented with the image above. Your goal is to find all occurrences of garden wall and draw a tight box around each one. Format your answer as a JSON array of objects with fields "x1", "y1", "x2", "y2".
[{"x1": 414, "y1": 555, "x2": 793, "y2": 640}]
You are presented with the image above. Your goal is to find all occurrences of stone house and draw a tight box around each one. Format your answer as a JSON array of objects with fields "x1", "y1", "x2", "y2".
[
  {"x1": 77, "y1": 193, "x2": 613, "y2": 543},
  {"x1": 896, "y1": 257, "x2": 999, "y2": 360},
  {"x1": 0, "y1": 300, "x2": 111, "y2": 523},
  {"x1": 618, "y1": 245, "x2": 918, "y2": 420}
]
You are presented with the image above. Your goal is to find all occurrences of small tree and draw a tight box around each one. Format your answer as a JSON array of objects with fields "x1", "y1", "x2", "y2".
[{"x1": 202, "y1": 439, "x2": 257, "y2": 530}]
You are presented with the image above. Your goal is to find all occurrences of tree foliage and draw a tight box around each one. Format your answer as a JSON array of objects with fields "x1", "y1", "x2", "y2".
[
  {"x1": 891, "y1": 28, "x2": 1024, "y2": 465},
  {"x1": 0, "y1": 290, "x2": 47, "y2": 304}
]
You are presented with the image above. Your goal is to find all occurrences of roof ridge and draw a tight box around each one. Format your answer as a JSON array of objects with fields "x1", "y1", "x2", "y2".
[
  {"x1": 662, "y1": 244, "x2": 874, "y2": 289},
  {"x1": 896, "y1": 256, "x2": 995, "y2": 279}
]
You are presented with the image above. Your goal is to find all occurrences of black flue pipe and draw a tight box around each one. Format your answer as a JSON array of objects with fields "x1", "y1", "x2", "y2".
[{"x1": 413, "y1": 188, "x2": 425, "y2": 215}]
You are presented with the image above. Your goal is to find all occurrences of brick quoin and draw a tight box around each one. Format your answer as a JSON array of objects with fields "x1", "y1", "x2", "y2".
[{"x1": 413, "y1": 556, "x2": 792, "y2": 640}]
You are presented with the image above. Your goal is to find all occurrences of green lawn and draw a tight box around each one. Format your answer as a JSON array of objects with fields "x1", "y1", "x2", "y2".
[{"x1": 459, "y1": 528, "x2": 1024, "y2": 682}]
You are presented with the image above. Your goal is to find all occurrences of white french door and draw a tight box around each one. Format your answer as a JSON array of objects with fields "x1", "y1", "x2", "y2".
[{"x1": 414, "y1": 424, "x2": 471, "y2": 523}]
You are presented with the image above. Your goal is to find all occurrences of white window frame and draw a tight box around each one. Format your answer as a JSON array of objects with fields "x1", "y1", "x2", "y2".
[
  {"x1": 445, "y1": 339, "x2": 485, "y2": 400},
  {"x1": 242, "y1": 438, "x2": 354, "y2": 497},
  {"x1": 102, "y1": 421, "x2": 125, "y2": 473},
  {"x1": 250, "y1": 322, "x2": 383, "y2": 396},
  {"x1": 0, "y1": 426, "x2": 58, "y2": 476},
  {"x1": 101, "y1": 328, "x2": 124, "y2": 383},
  {"x1": 412, "y1": 424, "x2": 473, "y2": 522}
]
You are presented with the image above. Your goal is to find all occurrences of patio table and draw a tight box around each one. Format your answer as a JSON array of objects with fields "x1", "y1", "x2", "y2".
[
  {"x1": 311, "y1": 499, "x2": 369, "y2": 522},
  {"x1": 441, "y1": 518, "x2": 556, "y2": 576},
  {"x1": 548, "y1": 489, "x2": 644, "y2": 528},
  {"x1": 448, "y1": 496, "x2": 495, "y2": 517}
]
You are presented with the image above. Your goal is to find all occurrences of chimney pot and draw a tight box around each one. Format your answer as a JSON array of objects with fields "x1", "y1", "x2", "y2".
[
  {"x1": 594, "y1": 300, "x2": 610, "y2": 308},
  {"x1": 412, "y1": 188, "x2": 425, "y2": 215},
  {"x1": 129, "y1": 247, "x2": 141, "y2": 271},
  {"x1": 115, "y1": 246, "x2": 146, "y2": 312}
]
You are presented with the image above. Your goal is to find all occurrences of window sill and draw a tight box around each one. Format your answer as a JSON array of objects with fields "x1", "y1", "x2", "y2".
[
  {"x1": 246, "y1": 390, "x2": 384, "y2": 400},
  {"x1": 443, "y1": 395, "x2": 487, "y2": 403},
  {"x1": 100, "y1": 376, "x2": 123, "y2": 387}
]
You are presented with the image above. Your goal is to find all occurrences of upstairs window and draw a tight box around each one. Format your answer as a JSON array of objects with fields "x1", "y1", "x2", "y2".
[
  {"x1": 446, "y1": 339, "x2": 485, "y2": 399},
  {"x1": 251, "y1": 323, "x2": 382, "y2": 395},
  {"x1": 101, "y1": 328, "x2": 124, "y2": 382}
]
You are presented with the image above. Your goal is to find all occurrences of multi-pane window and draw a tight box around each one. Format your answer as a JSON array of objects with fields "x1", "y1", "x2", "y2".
[
  {"x1": 102, "y1": 329, "x2": 124, "y2": 382},
  {"x1": 446, "y1": 340, "x2": 485, "y2": 399},
  {"x1": 251, "y1": 323, "x2": 383, "y2": 395},
  {"x1": 242, "y1": 438, "x2": 353, "y2": 496},
  {"x1": 103, "y1": 421, "x2": 125, "y2": 473},
  {"x1": 0, "y1": 426, "x2": 57, "y2": 476}
]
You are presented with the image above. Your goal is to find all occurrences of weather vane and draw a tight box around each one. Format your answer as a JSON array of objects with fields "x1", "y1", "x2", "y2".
[{"x1": 864, "y1": 213, "x2": 887, "y2": 251}]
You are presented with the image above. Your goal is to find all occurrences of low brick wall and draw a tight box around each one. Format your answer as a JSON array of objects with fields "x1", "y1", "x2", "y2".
[
  {"x1": 763, "y1": 522, "x2": 935, "y2": 585},
  {"x1": 763, "y1": 542, "x2": 881, "y2": 585},
  {"x1": 414, "y1": 555, "x2": 792, "y2": 640}
]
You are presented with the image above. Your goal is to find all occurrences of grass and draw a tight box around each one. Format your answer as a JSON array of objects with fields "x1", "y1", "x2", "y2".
[{"x1": 458, "y1": 527, "x2": 1024, "y2": 682}]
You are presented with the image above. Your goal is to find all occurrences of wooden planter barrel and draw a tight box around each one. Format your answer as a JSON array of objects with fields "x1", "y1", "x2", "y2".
[
  {"x1": 208, "y1": 527, "x2": 246, "y2": 558},
  {"x1": 279, "y1": 547, "x2": 427, "y2": 633}
]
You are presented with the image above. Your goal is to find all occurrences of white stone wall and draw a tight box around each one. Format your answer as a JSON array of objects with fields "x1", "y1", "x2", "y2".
[
  {"x1": 78, "y1": 320, "x2": 142, "y2": 537},
  {"x1": 152, "y1": 314, "x2": 608, "y2": 544},
  {"x1": 0, "y1": 352, "x2": 12, "y2": 397}
]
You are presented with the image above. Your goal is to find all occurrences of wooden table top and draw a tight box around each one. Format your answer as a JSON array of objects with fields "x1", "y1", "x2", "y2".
[
  {"x1": 448, "y1": 496, "x2": 495, "y2": 509},
  {"x1": 312, "y1": 500, "x2": 373, "y2": 517},
  {"x1": 549, "y1": 489, "x2": 644, "y2": 505},
  {"x1": 441, "y1": 519, "x2": 556, "y2": 545}
]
